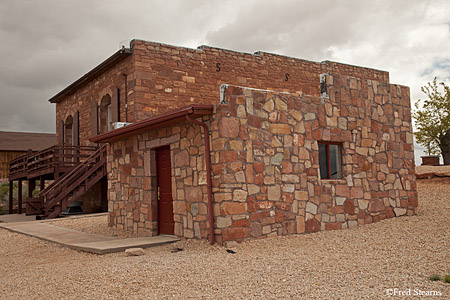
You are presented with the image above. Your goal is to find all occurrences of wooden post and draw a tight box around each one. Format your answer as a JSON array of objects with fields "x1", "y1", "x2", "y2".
[
  {"x1": 28, "y1": 179, "x2": 35, "y2": 198},
  {"x1": 56, "y1": 146, "x2": 63, "y2": 179},
  {"x1": 26, "y1": 179, "x2": 35, "y2": 216},
  {"x1": 27, "y1": 148, "x2": 32, "y2": 175},
  {"x1": 40, "y1": 177, "x2": 45, "y2": 191},
  {"x1": 9, "y1": 181, "x2": 13, "y2": 214},
  {"x1": 18, "y1": 179, "x2": 22, "y2": 214},
  {"x1": 40, "y1": 177, "x2": 45, "y2": 214}
]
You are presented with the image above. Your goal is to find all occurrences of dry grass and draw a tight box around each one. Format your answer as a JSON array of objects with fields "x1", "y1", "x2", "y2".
[{"x1": 0, "y1": 178, "x2": 448, "y2": 299}]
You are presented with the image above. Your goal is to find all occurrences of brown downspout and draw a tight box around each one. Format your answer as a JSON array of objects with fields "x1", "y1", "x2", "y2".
[
  {"x1": 121, "y1": 73, "x2": 128, "y2": 122},
  {"x1": 185, "y1": 114, "x2": 215, "y2": 245}
]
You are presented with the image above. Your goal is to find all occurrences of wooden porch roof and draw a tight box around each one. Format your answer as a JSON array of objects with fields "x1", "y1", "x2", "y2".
[{"x1": 90, "y1": 104, "x2": 214, "y2": 143}]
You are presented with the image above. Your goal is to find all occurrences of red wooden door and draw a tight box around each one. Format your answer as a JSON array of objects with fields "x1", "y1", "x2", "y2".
[{"x1": 156, "y1": 146, "x2": 174, "y2": 235}]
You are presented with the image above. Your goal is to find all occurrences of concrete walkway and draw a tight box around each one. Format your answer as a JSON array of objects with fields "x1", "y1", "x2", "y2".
[
  {"x1": 0, "y1": 215, "x2": 179, "y2": 254},
  {"x1": 0, "y1": 212, "x2": 109, "y2": 223},
  {"x1": 0, "y1": 213, "x2": 37, "y2": 223}
]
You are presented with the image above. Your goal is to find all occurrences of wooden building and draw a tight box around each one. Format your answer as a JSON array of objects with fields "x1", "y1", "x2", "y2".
[{"x1": 0, "y1": 131, "x2": 55, "y2": 182}]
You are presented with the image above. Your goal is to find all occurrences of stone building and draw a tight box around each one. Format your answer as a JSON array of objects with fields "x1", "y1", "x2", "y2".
[{"x1": 52, "y1": 39, "x2": 417, "y2": 245}]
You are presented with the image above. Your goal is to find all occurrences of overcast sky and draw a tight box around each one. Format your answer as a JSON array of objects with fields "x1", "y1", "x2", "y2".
[{"x1": 0, "y1": 0, "x2": 449, "y2": 163}]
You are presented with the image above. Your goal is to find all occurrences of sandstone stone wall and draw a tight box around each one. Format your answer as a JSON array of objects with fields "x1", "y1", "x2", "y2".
[
  {"x1": 55, "y1": 39, "x2": 390, "y2": 146},
  {"x1": 131, "y1": 40, "x2": 389, "y2": 121},
  {"x1": 210, "y1": 78, "x2": 416, "y2": 245},
  {"x1": 107, "y1": 121, "x2": 210, "y2": 237},
  {"x1": 55, "y1": 56, "x2": 134, "y2": 146},
  {"x1": 106, "y1": 74, "x2": 417, "y2": 245}
]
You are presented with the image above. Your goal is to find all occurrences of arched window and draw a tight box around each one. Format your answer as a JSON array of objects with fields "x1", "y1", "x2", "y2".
[
  {"x1": 99, "y1": 94, "x2": 112, "y2": 134},
  {"x1": 64, "y1": 115, "x2": 73, "y2": 146}
]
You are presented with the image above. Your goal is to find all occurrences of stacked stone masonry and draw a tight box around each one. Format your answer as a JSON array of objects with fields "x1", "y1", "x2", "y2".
[
  {"x1": 107, "y1": 122, "x2": 210, "y2": 237},
  {"x1": 106, "y1": 73, "x2": 417, "y2": 245},
  {"x1": 55, "y1": 40, "x2": 390, "y2": 146},
  {"x1": 56, "y1": 56, "x2": 133, "y2": 145}
]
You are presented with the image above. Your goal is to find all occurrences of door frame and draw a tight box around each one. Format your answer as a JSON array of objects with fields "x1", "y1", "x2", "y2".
[{"x1": 155, "y1": 145, "x2": 174, "y2": 235}]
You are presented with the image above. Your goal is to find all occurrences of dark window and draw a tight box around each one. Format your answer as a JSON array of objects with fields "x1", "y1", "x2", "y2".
[
  {"x1": 99, "y1": 94, "x2": 112, "y2": 134},
  {"x1": 319, "y1": 142, "x2": 342, "y2": 179}
]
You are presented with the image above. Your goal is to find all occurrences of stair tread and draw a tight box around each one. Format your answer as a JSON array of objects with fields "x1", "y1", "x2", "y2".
[{"x1": 39, "y1": 148, "x2": 106, "y2": 219}]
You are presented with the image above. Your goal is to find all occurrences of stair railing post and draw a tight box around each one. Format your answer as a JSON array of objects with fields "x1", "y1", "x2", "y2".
[
  {"x1": 28, "y1": 179, "x2": 35, "y2": 198},
  {"x1": 18, "y1": 179, "x2": 22, "y2": 214},
  {"x1": 27, "y1": 179, "x2": 36, "y2": 214},
  {"x1": 25, "y1": 148, "x2": 32, "y2": 175},
  {"x1": 39, "y1": 177, "x2": 45, "y2": 215},
  {"x1": 8, "y1": 180, "x2": 13, "y2": 214},
  {"x1": 40, "y1": 177, "x2": 45, "y2": 191},
  {"x1": 56, "y1": 146, "x2": 63, "y2": 179}
]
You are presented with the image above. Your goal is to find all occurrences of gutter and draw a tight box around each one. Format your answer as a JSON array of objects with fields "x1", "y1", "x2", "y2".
[
  {"x1": 185, "y1": 115, "x2": 215, "y2": 245},
  {"x1": 90, "y1": 105, "x2": 213, "y2": 143}
]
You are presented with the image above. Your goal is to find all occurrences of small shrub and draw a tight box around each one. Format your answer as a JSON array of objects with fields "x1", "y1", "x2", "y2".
[
  {"x1": 430, "y1": 274, "x2": 441, "y2": 281},
  {"x1": 444, "y1": 275, "x2": 450, "y2": 283},
  {"x1": 0, "y1": 182, "x2": 9, "y2": 202}
]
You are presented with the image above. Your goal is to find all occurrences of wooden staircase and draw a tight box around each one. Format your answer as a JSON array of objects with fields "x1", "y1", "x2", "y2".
[
  {"x1": 30, "y1": 145, "x2": 107, "y2": 219},
  {"x1": 9, "y1": 145, "x2": 99, "y2": 181}
]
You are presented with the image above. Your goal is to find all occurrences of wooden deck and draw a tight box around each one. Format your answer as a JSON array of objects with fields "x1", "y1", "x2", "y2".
[
  {"x1": 40, "y1": 145, "x2": 107, "y2": 219},
  {"x1": 7, "y1": 145, "x2": 105, "y2": 217},
  {"x1": 9, "y1": 145, "x2": 98, "y2": 180}
]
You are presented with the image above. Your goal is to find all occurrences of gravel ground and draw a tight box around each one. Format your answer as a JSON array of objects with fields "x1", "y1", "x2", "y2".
[
  {"x1": 416, "y1": 165, "x2": 450, "y2": 176},
  {"x1": 0, "y1": 178, "x2": 449, "y2": 299},
  {"x1": 47, "y1": 214, "x2": 151, "y2": 239},
  {"x1": 416, "y1": 165, "x2": 450, "y2": 174}
]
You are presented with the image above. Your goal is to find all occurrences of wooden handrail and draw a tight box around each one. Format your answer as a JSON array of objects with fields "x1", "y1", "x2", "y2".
[
  {"x1": 38, "y1": 176, "x2": 61, "y2": 196},
  {"x1": 9, "y1": 145, "x2": 99, "y2": 179},
  {"x1": 42, "y1": 146, "x2": 104, "y2": 198},
  {"x1": 42, "y1": 145, "x2": 107, "y2": 216}
]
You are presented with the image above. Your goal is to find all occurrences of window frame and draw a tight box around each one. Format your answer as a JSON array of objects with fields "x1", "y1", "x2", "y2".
[
  {"x1": 99, "y1": 94, "x2": 112, "y2": 134},
  {"x1": 318, "y1": 141, "x2": 343, "y2": 180}
]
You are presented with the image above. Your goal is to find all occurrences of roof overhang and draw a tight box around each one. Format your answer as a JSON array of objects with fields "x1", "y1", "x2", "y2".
[
  {"x1": 90, "y1": 105, "x2": 214, "y2": 143},
  {"x1": 49, "y1": 48, "x2": 133, "y2": 104}
]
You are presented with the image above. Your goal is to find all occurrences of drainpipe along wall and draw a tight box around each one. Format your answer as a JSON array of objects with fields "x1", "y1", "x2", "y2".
[
  {"x1": 121, "y1": 73, "x2": 128, "y2": 122},
  {"x1": 185, "y1": 115, "x2": 215, "y2": 245}
]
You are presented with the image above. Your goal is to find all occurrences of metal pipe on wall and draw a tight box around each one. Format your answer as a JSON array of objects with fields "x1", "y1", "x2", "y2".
[
  {"x1": 185, "y1": 114, "x2": 215, "y2": 245},
  {"x1": 122, "y1": 73, "x2": 128, "y2": 122}
]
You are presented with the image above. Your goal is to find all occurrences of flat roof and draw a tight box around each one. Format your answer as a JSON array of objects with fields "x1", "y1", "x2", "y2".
[
  {"x1": 0, "y1": 131, "x2": 56, "y2": 152},
  {"x1": 90, "y1": 105, "x2": 214, "y2": 143}
]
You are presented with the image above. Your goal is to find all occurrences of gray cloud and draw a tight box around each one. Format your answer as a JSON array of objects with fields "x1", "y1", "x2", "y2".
[
  {"x1": 206, "y1": 0, "x2": 363, "y2": 59},
  {"x1": 0, "y1": 0, "x2": 449, "y2": 164},
  {"x1": 0, "y1": 0, "x2": 229, "y2": 133}
]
